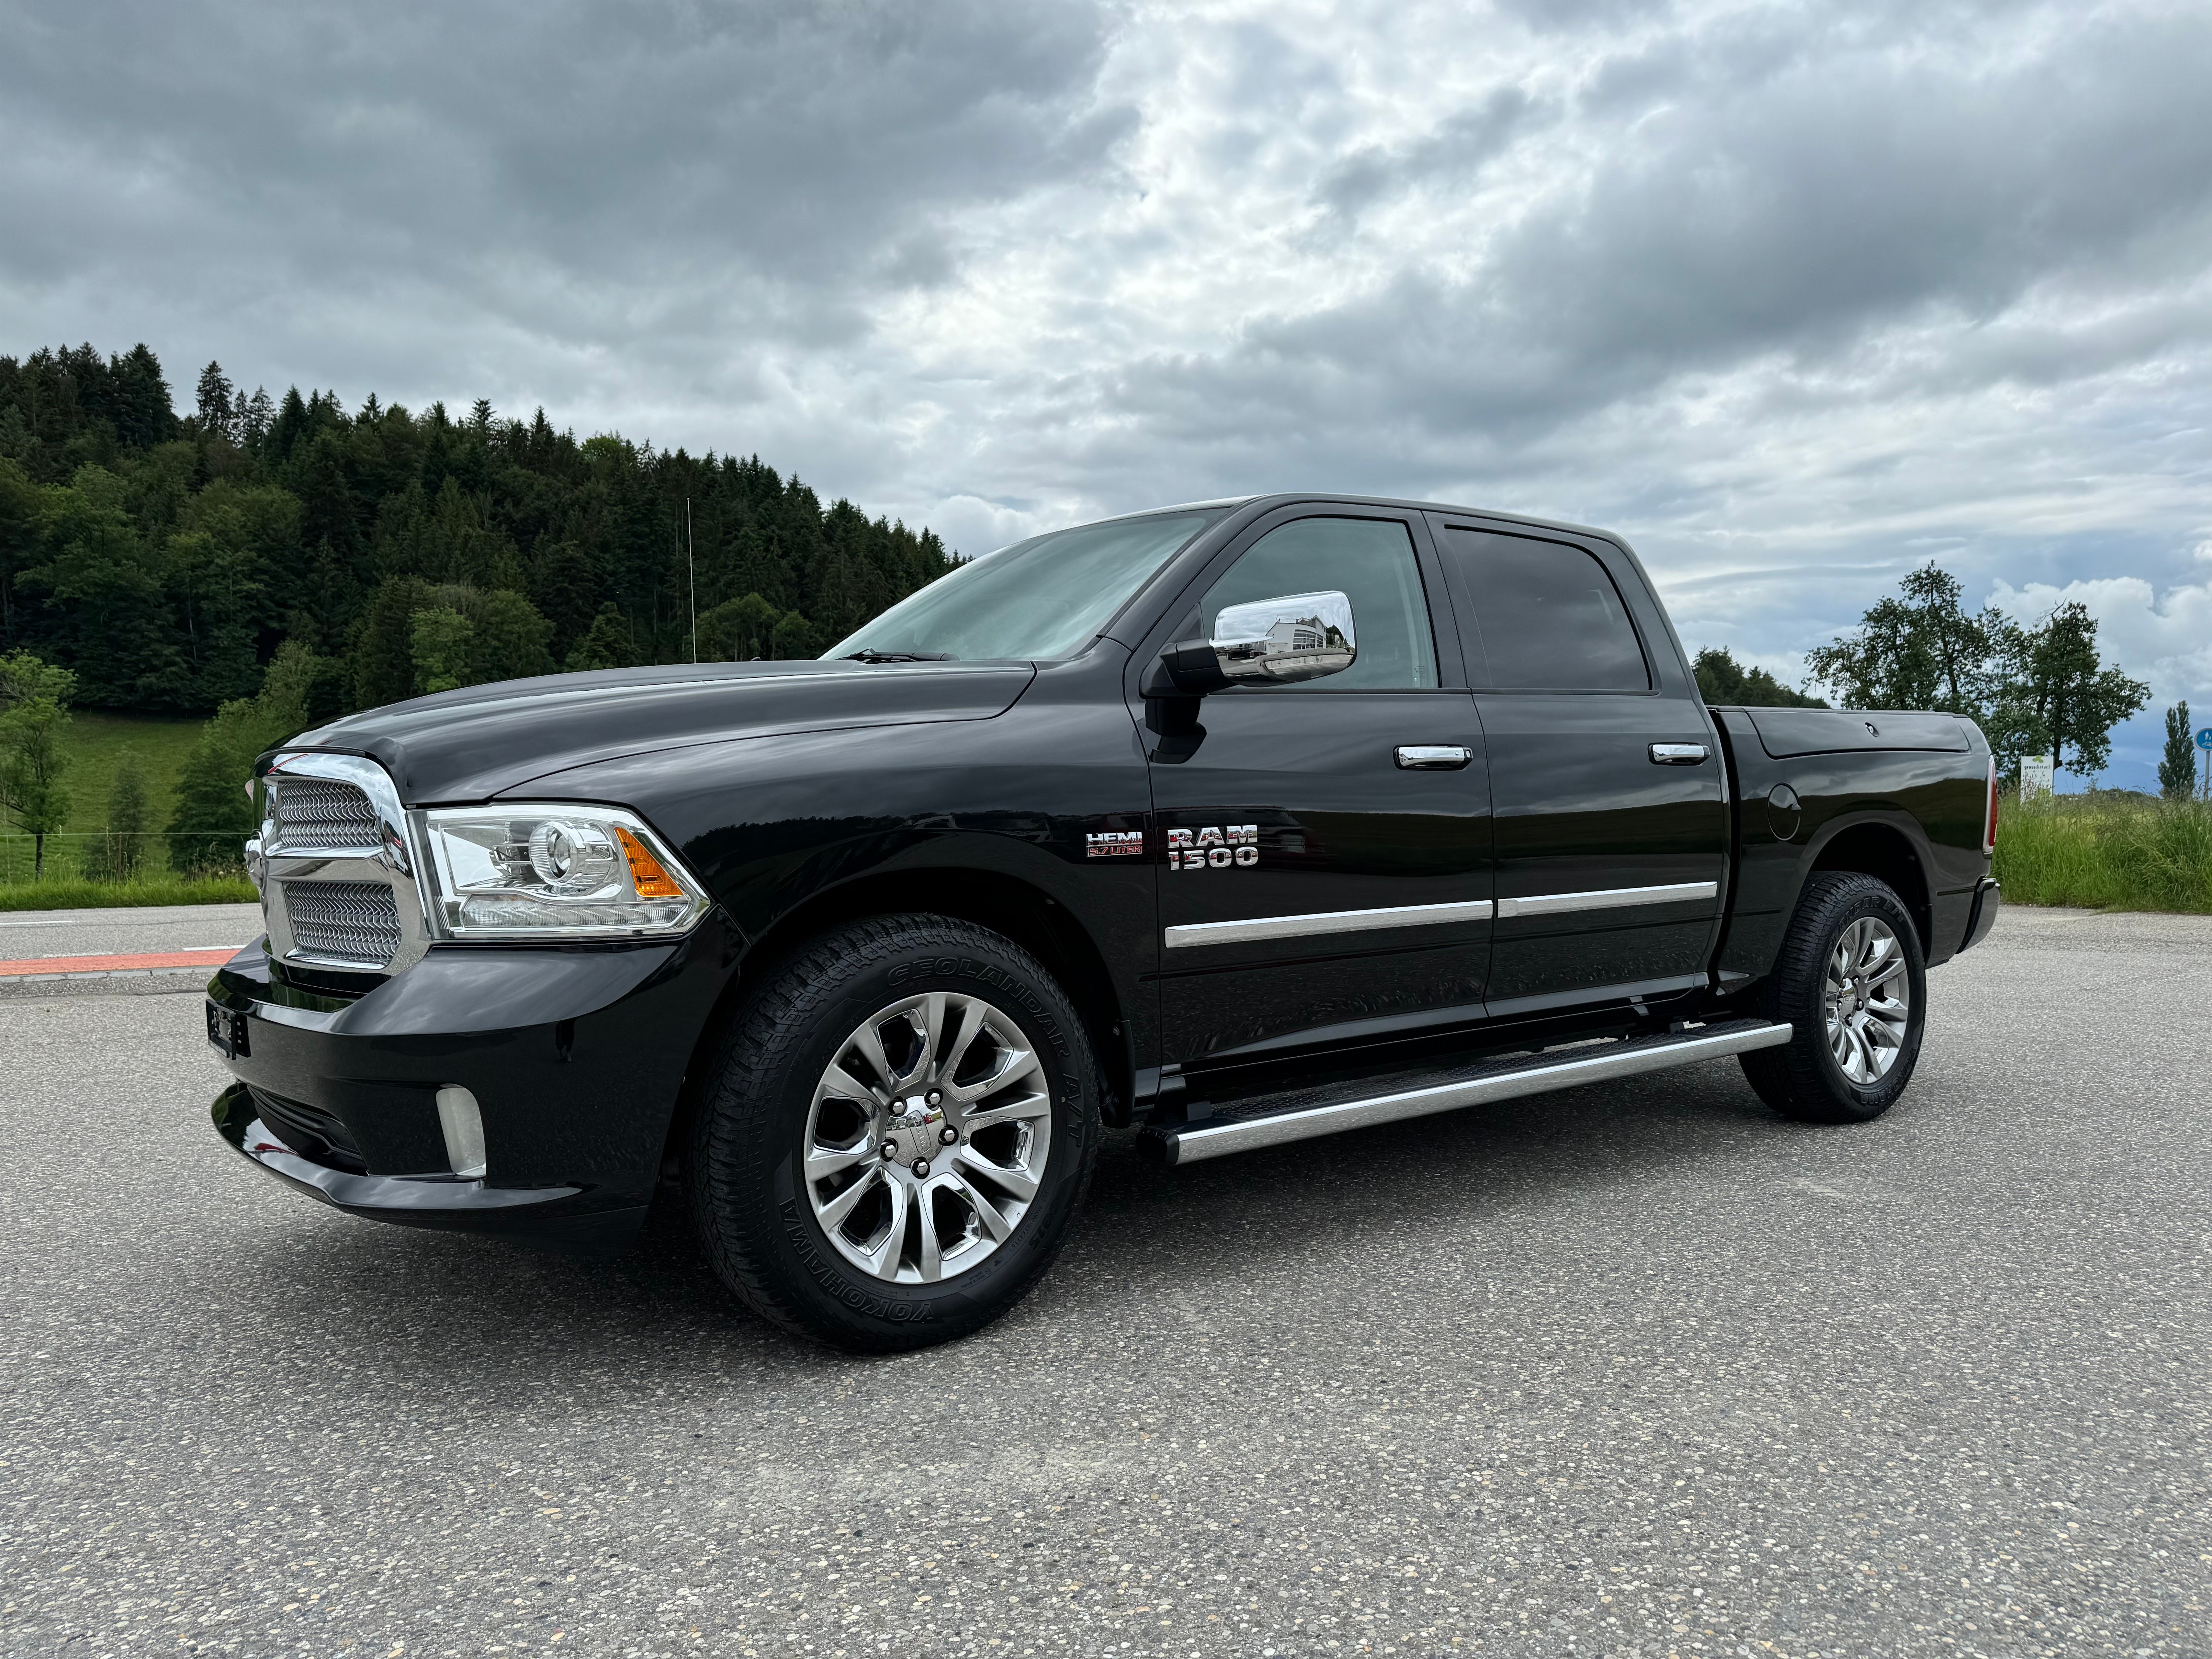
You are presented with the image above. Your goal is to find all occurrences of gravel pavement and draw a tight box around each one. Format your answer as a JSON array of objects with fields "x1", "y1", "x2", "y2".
[{"x1": 2, "y1": 903, "x2": 2207, "y2": 1658}]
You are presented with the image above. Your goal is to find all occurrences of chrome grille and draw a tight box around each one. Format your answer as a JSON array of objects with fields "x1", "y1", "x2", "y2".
[
  {"x1": 271, "y1": 777, "x2": 379, "y2": 850},
  {"x1": 282, "y1": 880, "x2": 402, "y2": 965}
]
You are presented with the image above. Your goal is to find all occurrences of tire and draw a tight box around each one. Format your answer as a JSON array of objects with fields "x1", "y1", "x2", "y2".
[
  {"x1": 692, "y1": 914, "x2": 1101, "y2": 1352},
  {"x1": 1739, "y1": 872, "x2": 1927, "y2": 1125}
]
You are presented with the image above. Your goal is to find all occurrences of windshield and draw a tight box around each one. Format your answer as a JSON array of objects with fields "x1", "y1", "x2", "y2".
[{"x1": 825, "y1": 510, "x2": 1223, "y2": 662}]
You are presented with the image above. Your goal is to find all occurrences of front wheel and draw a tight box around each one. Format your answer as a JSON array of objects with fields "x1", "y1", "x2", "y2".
[
  {"x1": 1740, "y1": 872, "x2": 1927, "y2": 1124},
  {"x1": 692, "y1": 915, "x2": 1101, "y2": 1351}
]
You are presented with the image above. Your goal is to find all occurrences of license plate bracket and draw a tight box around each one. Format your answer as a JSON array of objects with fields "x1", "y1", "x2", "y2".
[{"x1": 205, "y1": 1000, "x2": 250, "y2": 1059}]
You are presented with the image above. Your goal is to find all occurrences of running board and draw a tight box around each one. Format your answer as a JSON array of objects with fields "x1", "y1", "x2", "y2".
[{"x1": 1143, "y1": 1018, "x2": 1793, "y2": 1167}]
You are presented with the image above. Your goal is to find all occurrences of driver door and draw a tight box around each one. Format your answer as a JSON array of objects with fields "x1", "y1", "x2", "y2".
[{"x1": 1140, "y1": 508, "x2": 1493, "y2": 1066}]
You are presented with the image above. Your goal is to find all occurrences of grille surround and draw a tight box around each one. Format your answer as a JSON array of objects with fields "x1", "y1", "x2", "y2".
[
  {"x1": 282, "y1": 879, "x2": 404, "y2": 966},
  {"x1": 271, "y1": 776, "x2": 380, "y2": 851}
]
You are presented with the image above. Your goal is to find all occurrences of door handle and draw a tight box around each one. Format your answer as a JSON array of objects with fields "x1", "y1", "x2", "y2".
[
  {"x1": 1650, "y1": 743, "x2": 1709, "y2": 764},
  {"x1": 1395, "y1": 745, "x2": 1475, "y2": 769}
]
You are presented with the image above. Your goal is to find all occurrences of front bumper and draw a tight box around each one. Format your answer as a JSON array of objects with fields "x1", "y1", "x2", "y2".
[{"x1": 206, "y1": 914, "x2": 738, "y2": 1252}]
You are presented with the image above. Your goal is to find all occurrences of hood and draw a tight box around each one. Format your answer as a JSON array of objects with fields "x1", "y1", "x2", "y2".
[{"x1": 275, "y1": 658, "x2": 1039, "y2": 804}]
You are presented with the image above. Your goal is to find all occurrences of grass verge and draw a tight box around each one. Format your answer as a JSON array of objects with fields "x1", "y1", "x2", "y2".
[
  {"x1": 1994, "y1": 793, "x2": 2212, "y2": 913},
  {"x1": 0, "y1": 876, "x2": 258, "y2": 913}
]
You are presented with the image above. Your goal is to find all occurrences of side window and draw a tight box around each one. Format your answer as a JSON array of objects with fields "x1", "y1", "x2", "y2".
[
  {"x1": 1199, "y1": 517, "x2": 1437, "y2": 690},
  {"x1": 1440, "y1": 528, "x2": 1649, "y2": 692}
]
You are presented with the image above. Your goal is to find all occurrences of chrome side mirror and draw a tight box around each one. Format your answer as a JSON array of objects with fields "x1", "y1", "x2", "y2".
[{"x1": 1163, "y1": 591, "x2": 1357, "y2": 693}]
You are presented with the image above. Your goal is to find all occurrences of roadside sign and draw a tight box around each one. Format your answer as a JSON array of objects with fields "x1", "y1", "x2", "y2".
[
  {"x1": 2197, "y1": 727, "x2": 2212, "y2": 751},
  {"x1": 2019, "y1": 754, "x2": 2055, "y2": 800}
]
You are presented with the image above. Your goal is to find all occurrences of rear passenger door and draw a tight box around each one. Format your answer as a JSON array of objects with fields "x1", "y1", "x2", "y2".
[{"x1": 1427, "y1": 517, "x2": 1726, "y2": 1018}]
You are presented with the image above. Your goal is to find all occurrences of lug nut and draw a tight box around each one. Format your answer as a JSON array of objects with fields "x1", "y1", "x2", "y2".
[
  {"x1": 927, "y1": 1090, "x2": 941, "y2": 1106},
  {"x1": 880, "y1": 1142, "x2": 897, "y2": 1160},
  {"x1": 912, "y1": 1158, "x2": 931, "y2": 1178},
  {"x1": 940, "y1": 1126, "x2": 958, "y2": 1145}
]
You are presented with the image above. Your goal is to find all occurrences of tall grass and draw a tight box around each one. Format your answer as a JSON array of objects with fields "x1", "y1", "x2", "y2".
[
  {"x1": 0, "y1": 874, "x2": 257, "y2": 914},
  {"x1": 1994, "y1": 793, "x2": 2212, "y2": 913}
]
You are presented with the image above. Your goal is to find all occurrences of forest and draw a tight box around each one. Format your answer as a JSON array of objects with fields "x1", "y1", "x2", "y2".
[
  {"x1": 0, "y1": 342, "x2": 955, "y2": 721},
  {"x1": 0, "y1": 340, "x2": 2184, "y2": 902}
]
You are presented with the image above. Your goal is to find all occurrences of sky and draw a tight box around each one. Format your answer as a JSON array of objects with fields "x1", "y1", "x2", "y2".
[{"x1": 4, "y1": 0, "x2": 2210, "y2": 786}]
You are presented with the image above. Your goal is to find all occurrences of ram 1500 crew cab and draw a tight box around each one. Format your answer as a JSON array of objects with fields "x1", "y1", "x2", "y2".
[{"x1": 206, "y1": 495, "x2": 2001, "y2": 1349}]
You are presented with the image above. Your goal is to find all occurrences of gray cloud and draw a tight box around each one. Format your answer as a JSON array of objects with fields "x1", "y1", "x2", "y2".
[{"x1": 4, "y1": 0, "x2": 2211, "y2": 783}]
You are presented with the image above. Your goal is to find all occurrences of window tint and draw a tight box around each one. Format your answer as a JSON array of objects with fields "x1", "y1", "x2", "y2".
[
  {"x1": 1441, "y1": 529, "x2": 1649, "y2": 692},
  {"x1": 1200, "y1": 517, "x2": 1436, "y2": 690}
]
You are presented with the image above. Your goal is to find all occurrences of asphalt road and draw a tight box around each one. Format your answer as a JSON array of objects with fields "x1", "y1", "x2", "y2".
[
  {"x1": 3, "y1": 905, "x2": 2207, "y2": 1658},
  {"x1": 0, "y1": 902, "x2": 264, "y2": 962}
]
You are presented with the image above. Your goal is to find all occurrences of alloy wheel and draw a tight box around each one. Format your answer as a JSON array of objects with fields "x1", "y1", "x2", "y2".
[
  {"x1": 1823, "y1": 916, "x2": 1911, "y2": 1084},
  {"x1": 802, "y1": 992, "x2": 1052, "y2": 1283}
]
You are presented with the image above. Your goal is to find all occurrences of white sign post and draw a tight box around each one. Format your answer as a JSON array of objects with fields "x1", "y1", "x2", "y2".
[{"x1": 2019, "y1": 754, "x2": 2056, "y2": 801}]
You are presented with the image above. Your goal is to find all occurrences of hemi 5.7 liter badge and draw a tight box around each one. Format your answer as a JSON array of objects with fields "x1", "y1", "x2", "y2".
[{"x1": 1085, "y1": 830, "x2": 1146, "y2": 858}]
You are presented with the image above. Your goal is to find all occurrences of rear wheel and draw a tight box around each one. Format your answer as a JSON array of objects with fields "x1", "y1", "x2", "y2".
[
  {"x1": 1740, "y1": 872, "x2": 1927, "y2": 1125},
  {"x1": 692, "y1": 914, "x2": 1101, "y2": 1351}
]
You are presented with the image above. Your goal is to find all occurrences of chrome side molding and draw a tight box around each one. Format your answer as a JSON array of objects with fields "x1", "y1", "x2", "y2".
[
  {"x1": 1164, "y1": 897, "x2": 1494, "y2": 949},
  {"x1": 1151, "y1": 1020, "x2": 1792, "y2": 1166},
  {"x1": 1163, "y1": 880, "x2": 1719, "y2": 949},
  {"x1": 1497, "y1": 880, "x2": 1717, "y2": 918}
]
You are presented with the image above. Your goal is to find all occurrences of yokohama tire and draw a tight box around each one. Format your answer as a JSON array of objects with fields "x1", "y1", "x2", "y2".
[
  {"x1": 1739, "y1": 871, "x2": 1928, "y2": 1125},
  {"x1": 692, "y1": 914, "x2": 1101, "y2": 1352}
]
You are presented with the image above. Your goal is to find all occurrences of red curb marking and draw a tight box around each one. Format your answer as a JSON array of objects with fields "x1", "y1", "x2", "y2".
[{"x1": 0, "y1": 949, "x2": 238, "y2": 977}]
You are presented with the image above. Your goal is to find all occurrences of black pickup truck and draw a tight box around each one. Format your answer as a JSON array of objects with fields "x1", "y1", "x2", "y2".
[{"x1": 207, "y1": 494, "x2": 2000, "y2": 1349}]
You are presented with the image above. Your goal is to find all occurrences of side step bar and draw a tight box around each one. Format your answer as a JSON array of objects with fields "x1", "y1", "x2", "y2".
[{"x1": 1145, "y1": 1019, "x2": 1793, "y2": 1167}]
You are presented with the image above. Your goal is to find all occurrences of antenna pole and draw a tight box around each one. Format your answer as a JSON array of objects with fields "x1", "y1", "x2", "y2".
[{"x1": 686, "y1": 497, "x2": 697, "y2": 664}]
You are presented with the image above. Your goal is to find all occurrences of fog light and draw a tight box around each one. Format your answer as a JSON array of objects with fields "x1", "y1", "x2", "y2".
[{"x1": 436, "y1": 1085, "x2": 487, "y2": 1179}]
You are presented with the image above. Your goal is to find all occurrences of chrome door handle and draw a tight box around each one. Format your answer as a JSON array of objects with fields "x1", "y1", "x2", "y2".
[
  {"x1": 1650, "y1": 743, "x2": 1709, "y2": 764},
  {"x1": 1395, "y1": 745, "x2": 1475, "y2": 769}
]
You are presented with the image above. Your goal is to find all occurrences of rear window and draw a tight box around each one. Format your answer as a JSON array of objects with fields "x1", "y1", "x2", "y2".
[{"x1": 1439, "y1": 529, "x2": 1649, "y2": 692}]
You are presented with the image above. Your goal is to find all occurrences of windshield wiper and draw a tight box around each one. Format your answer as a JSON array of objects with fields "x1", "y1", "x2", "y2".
[{"x1": 843, "y1": 649, "x2": 955, "y2": 663}]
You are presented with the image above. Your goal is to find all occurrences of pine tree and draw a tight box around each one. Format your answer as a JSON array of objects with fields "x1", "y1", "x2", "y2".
[
  {"x1": 195, "y1": 362, "x2": 235, "y2": 441},
  {"x1": 2159, "y1": 701, "x2": 2196, "y2": 801}
]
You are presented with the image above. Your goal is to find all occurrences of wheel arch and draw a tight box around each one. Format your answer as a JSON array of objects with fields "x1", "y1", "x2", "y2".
[
  {"x1": 658, "y1": 866, "x2": 1136, "y2": 1200},
  {"x1": 1804, "y1": 814, "x2": 1934, "y2": 956}
]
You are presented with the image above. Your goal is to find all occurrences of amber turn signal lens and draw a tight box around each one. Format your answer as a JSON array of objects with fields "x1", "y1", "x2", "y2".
[{"x1": 615, "y1": 826, "x2": 685, "y2": 898}]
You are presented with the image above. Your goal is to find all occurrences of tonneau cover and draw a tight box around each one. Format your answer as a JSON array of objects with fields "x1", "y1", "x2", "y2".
[{"x1": 1742, "y1": 708, "x2": 1971, "y2": 759}]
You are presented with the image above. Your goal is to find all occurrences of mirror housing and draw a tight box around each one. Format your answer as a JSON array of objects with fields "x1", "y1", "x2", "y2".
[{"x1": 1161, "y1": 591, "x2": 1357, "y2": 695}]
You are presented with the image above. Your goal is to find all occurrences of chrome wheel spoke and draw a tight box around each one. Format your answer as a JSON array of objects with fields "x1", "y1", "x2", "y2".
[
  {"x1": 864, "y1": 1175, "x2": 910, "y2": 1278},
  {"x1": 896, "y1": 994, "x2": 946, "y2": 1092},
  {"x1": 806, "y1": 1140, "x2": 876, "y2": 1182},
  {"x1": 821, "y1": 1062, "x2": 882, "y2": 1107},
  {"x1": 950, "y1": 1173, "x2": 1015, "y2": 1242},
  {"x1": 941, "y1": 999, "x2": 989, "y2": 1086},
  {"x1": 960, "y1": 1089, "x2": 1051, "y2": 1131},
  {"x1": 957, "y1": 1144, "x2": 1039, "y2": 1202},
  {"x1": 851, "y1": 1019, "x2": 898, "y2": 1095},
  {"x1": 954, "y1": 1043, "x2": 1041, "y2": 1106},
  {"x1": 915, "y1": 1182, "x2": 945, "y2": 1281},
  {"x1": 816, "y1": 1163, "x2": 881, "y2": 1233}
]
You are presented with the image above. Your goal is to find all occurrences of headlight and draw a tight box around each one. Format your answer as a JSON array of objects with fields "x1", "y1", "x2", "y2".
[{"x1": 419, "y1": 805, "x2": 709, "y2": 939}]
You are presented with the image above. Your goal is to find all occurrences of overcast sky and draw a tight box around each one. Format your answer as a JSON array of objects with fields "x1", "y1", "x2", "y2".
[{"x1": 4, "y1": 0, "x2": 2210, "y2": 783}]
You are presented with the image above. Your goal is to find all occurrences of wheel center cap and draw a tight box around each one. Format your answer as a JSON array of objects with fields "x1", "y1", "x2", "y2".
[{"x1": 885, "y1": 1094, "x2": 946, "y2": 1166}]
